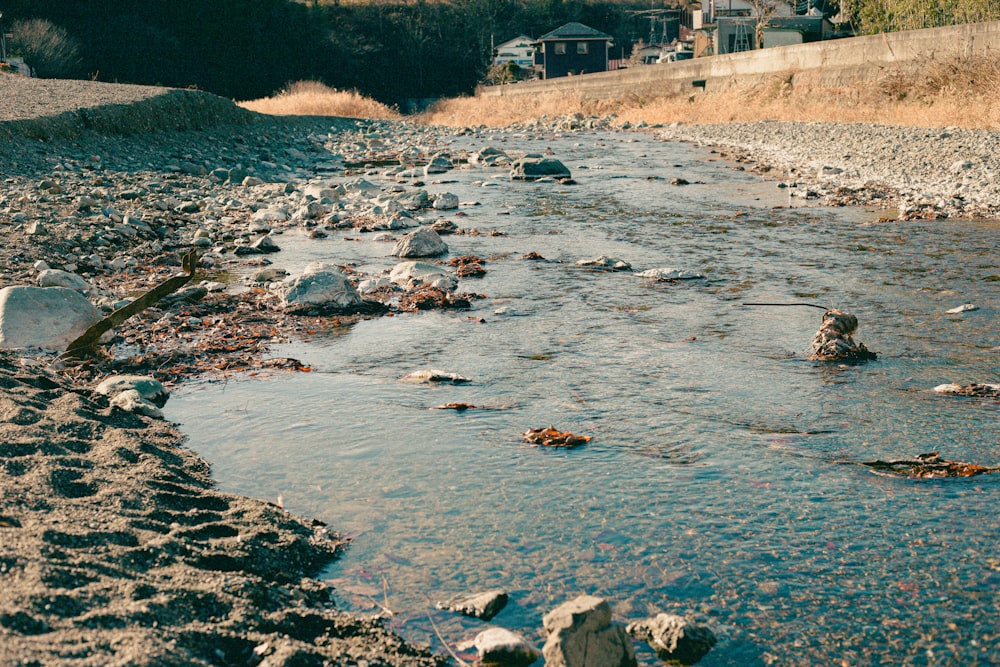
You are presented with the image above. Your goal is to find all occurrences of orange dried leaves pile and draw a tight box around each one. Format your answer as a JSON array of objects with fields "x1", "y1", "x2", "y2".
[{"x1": 522, "y1": 426, "x2": 592, "y2": 448}]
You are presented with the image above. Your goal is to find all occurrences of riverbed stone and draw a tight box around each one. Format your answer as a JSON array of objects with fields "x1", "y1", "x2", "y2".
[
  {"x1": 437, "y1": 589, "x2": 508, "y2": 621},
  {"x1": 510, "y1": 156, "x2": 571, "y2": 181},
  {"x1": 473, "y1": 628, "x2": 540, "y2": 667},
  {"x1": 391, "y1": 227, "x2": 448, "y2": 258},
  {"x1": 400, "y1": 369, "x2": 470, "y2": 384},
  {"x1": 424, "y1": 153, "x2": 453, "y2": 175},
  {"x1": 626, "y1": 613, "x2": 716, "y2": 665},
  {"x1": 36, "y1": 269, "x2": 92, "y2": 293},
  {"x1": 576, "y1": 256, "x2": 631, "y2": 271},
  {"x1": 634, "y1": 268, "x2": 705, "y2": 281},
  {"x1": 470, "y1": 146, "x2": 511, "y2": 167},
  {"x1": 0, "y1": 286, "x2": 103, "y2": 351},
  {"x1": 278, "y1": 269, "x2": 363, "y2": 311},
  {"x1": 542, "y1": 595, "x2": 636, "y2": 667},
  {"x1": 95, "y1": 375, "x2": 170, "y2": 408},
  {"x1": 389, "y1": 261, "x2": 457, "y2": 291},
  {"x1": 808, "y1": 309, "x2": 876, "y2": 362},
  {"x1": 432, "y1": 192, "x2": 459, "y2": 210}
]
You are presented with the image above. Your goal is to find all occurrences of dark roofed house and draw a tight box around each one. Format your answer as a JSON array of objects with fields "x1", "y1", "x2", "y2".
[{"x1": 534, "y1": 22, "x2": 613, "y2": 79}]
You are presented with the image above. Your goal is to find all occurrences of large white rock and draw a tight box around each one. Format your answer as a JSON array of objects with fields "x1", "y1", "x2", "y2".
[
  {"x1": 391, "y1": 227, "x2": 448, "y2": 258},
  {"x1": 474, "y1": 628, "x2": 540, "y2": 667},
  {"x1": 278, "y1": 270, "x2": 362, "y2": 310},
  {"x1": 0, "y1": 286, "x2": 103, "y2": 351},
  {"x1": 542, "y1": 595, "x2": 636, "y2": 667},
  {"x1": 389, "y1": 262, "x2": 458, "y2": 291}
]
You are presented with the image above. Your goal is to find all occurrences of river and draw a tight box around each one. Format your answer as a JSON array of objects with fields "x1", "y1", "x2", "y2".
[{"x1": 165, "y1": 129, "x2": 1000, "y2": 666}]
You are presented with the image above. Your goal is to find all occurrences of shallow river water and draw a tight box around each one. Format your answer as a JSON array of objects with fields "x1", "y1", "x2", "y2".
[{"x1": 165, "y1": 130, "x2": 1000, "y2": 666}]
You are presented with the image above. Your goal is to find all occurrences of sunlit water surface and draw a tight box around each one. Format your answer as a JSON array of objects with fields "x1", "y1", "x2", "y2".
[{"x1": 166, "y1": 131, "x2": 1000, "y2": 666}]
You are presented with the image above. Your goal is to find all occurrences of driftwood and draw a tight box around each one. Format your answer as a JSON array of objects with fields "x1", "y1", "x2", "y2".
[
  {"x1": 65, "y1": 249, "x2": 200, "y2": 357},
  {"x1": 854, "y1": 452, "x2": 1000, "y2": 479}
]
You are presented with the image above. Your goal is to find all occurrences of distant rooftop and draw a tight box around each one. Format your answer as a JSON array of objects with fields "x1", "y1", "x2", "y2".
[{"x1": 536, "y1": 22, "x2": 612, "y2": 42}]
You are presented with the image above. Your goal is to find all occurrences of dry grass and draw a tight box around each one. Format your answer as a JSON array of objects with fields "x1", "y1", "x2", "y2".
[
  {"x1": 238, "y1": 81, "x2": 401, "y2": 119},
  {"x1": 419, "y1": 54, "x2": 1000, "y2": 130}
]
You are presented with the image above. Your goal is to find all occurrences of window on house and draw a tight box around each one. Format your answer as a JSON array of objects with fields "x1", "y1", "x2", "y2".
[
  {"x1": 554, "y1": 42, "x2": 566, "y2": 55},
  {"x1": 577, "y1": 42, "x2": 589, "y2": 55}
]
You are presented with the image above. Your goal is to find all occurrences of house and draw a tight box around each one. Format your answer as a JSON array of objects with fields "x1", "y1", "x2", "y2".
[
  {"x1": 716, "y1": 14, "x2": 832, "y2": 53},
  {"x1": 534, "y1": 22, "x2": 613, "y2": 79},
  {"x1": 494, "y1": 35, "x2": 535, "y2": 69}
]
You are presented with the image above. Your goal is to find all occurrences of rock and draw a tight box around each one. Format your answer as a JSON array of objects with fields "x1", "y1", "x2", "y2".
[
  {"x1": 278, "y1": 270, "x2": 363, "y2": 311},
  {"x1": 576, "y1": 256, "x2": 631, "y2": 271},
  {"x1": 634, "y1": 268, "x2": 705, "y2": 281},
  {"x1": 808, "y1": 309, "x2": 876, "y2": 362},
  {"x1": 249, "y1": 268, "x2": 288, "y2": 284},
  {"x1": 0, "y1": 286, "x2": 103, "y2": 351},
  {"x1": 424, "y1": 153, "x2": 453, "y2": 175},
  {"x1": 389, "y1": 261, "x2": 458, "y2": 291},
  {"x1": 400, "y1": 369, "x2": 470, "y2": 384},
  {"x1": 542, "y1": 595, "x2": 636, "y2": 667},
  {"x1": 158, "y1": 285, "x2": 209, "y2": 307},
  {"x1": 109, "y1": 389, "x2": 164, "y2": 419},
  {"x1": 945, "y1": 303, "x2": 978, "y2": 314},
  {"x1": 235, "y1": 235, "x2": 281, "y2": 256},
  {"x1": 432, "y1": 193, "x2": 459, "y2": 210},
  {"x1": 510, "y1": 156, "x2": 571, "y2": 181},
  {"x1": 437, "y1": 589, "x2": 509, "y2": 621},
  {"x1": 473, "y1": 628, "x2": 540, "y2": 667},
  {"x1": 470, "y1": 146, "x2": 511, "y2": 167},
  {"x1": 626, "y1": 613, "x2": 716, "y2": 665},
  {"x1": 391, "y1": 227, "x2": 448, "y2": 258},
  {"x1": 95, "y1": 375, "x2": 170, "y2": 408},
  {"x1": 932, "y1": 382, "x2": 1000, "y2": 397},
  {"x1": 36, "y1": 269, "x2": 92, "y2": 293}
]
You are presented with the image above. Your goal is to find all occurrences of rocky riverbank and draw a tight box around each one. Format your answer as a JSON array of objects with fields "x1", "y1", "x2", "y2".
[{"x1": 654, "y1": 121, "x2": 1000, "y2": 221}]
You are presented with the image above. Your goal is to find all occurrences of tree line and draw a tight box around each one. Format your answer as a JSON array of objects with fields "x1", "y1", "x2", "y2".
[
  {"x1": 0, "y1": 0, "x2": 653, "y2": 104},
  {"x1": 1, "y1": 0, "x2": 997, "y2": 105}
]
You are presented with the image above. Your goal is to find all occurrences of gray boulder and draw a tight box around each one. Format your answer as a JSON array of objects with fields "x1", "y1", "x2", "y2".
[
  {"x1": 437, "y1": 589, "x2": 508, "y2": 621},
  {"x1": 37, "y1": 269, "x2": 92, "y2": 293},
  {"x1": 389, "y1": 262, "x2": 458, "y2": 291},
  {"x1": 391, "y1": 227, "x2": 448, "y2": 258},
  {"x1": 542, "y1": 595, "x2": 636, "y2": 667},
  {"x1": 0, "y1": 286, "x2": 103, "y2": 351},
  {"x1": 424, "y1": 153, "x2": 453, "y2": 175},
  {"x1": 473, "y1": 628, "x2": 540, "y2": 667},
  {"x1": 470, "y1": 146, "x2": 511, "y2": 167},
  {"x1": 626, "y1": 613, "x2": 716, "y2": 665},
  {"x1": 432, "y1": 192, "x2": 460, "y2": 210},
  {"x1": 510, "y1": 156, "x2": 571, "y2": 181},
  {"x1": 278, "y1": 270, "x2": 363, "y2": 311}
]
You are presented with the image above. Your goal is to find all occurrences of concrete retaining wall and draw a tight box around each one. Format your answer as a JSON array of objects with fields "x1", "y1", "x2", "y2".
[{"x1": 481, "y1": 21, "x2": 1000, "y2": 100}]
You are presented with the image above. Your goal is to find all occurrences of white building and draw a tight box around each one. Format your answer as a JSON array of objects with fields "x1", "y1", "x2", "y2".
[{"x1": 494, "y1": 35, "x2": 535, "y2": 69}]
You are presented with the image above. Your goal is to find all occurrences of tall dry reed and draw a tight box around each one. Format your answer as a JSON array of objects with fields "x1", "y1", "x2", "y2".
[
  {"x1": 238, "y1": 81, "x2": 401, "y2": 119},
  {"x1": 419, "y1": 55, "x2": 1000, "y2": 130}
]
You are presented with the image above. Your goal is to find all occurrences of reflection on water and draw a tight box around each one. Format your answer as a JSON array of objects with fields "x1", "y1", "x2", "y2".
[{"x1": 167, "y1": 131, "x2": 1000, "y2": 666}]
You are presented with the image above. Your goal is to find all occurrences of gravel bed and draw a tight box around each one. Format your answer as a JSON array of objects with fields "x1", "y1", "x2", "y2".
[{"x1": 655, "y1": 121, "x2": 1000, "y2": 220}]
